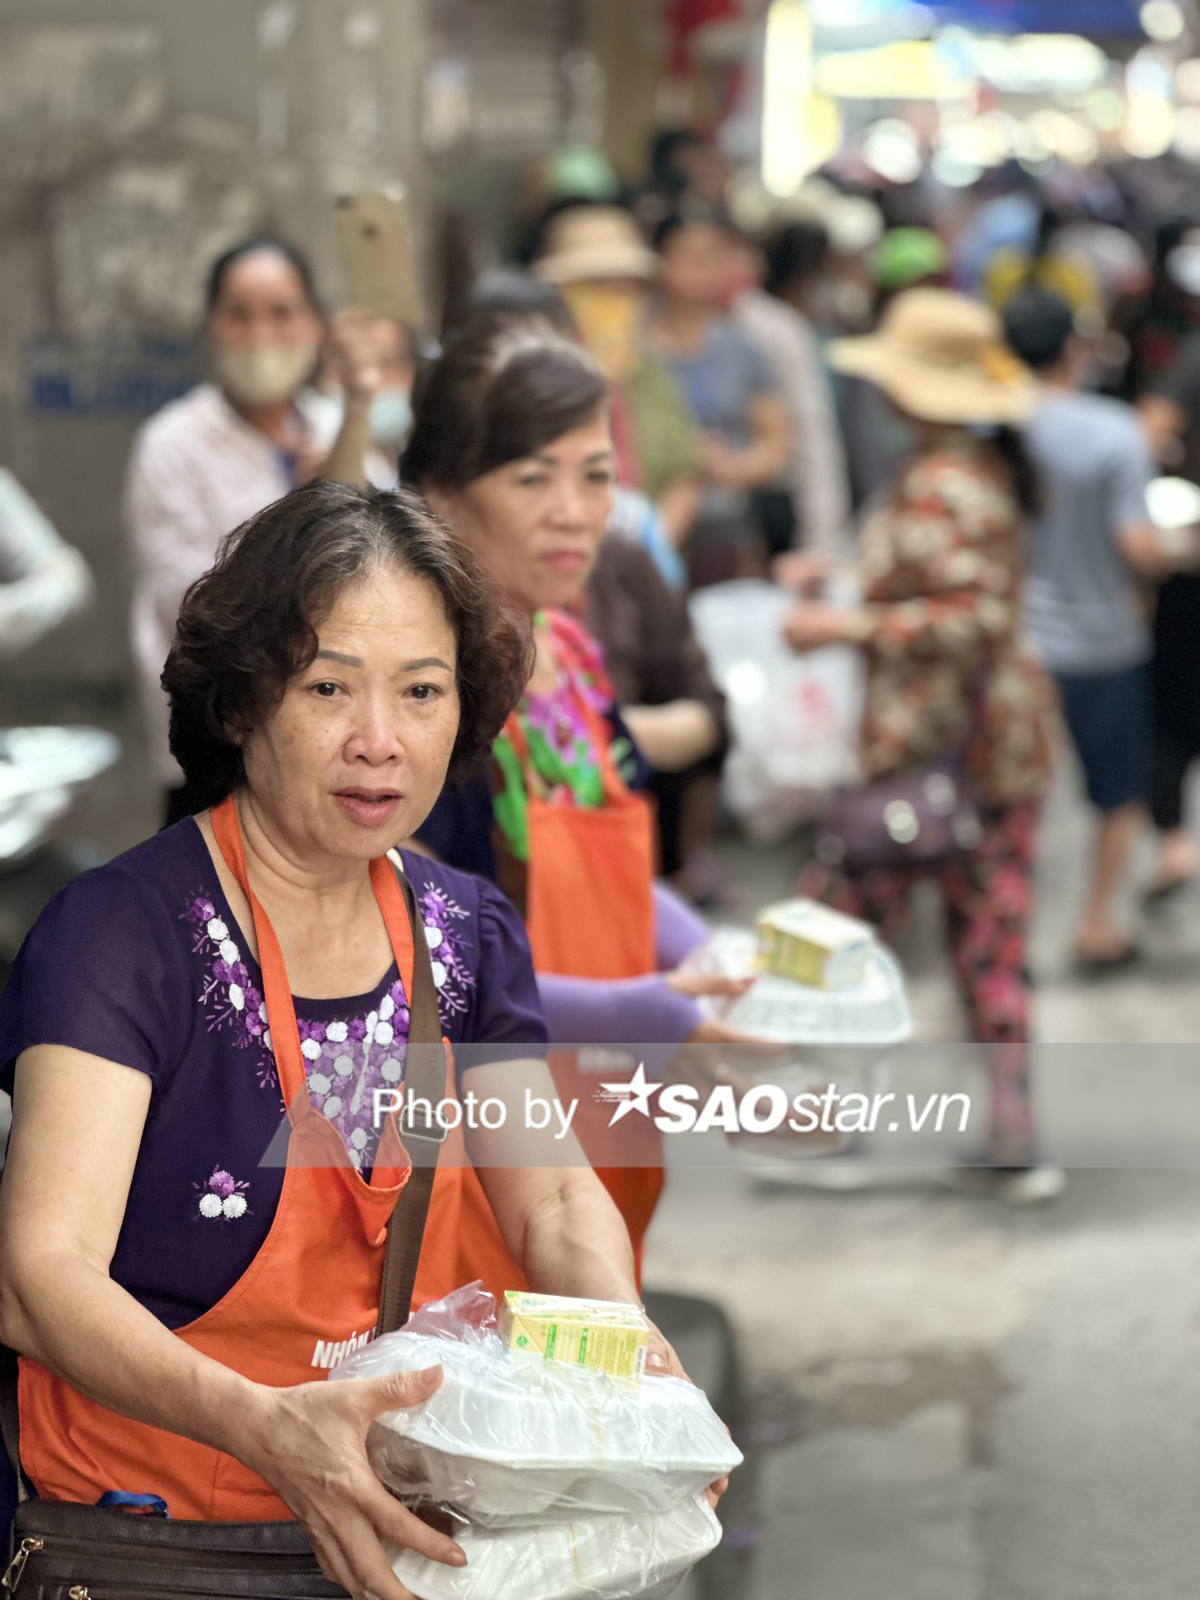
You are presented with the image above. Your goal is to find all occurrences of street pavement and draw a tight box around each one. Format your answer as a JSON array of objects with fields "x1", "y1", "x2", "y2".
[{"x1": 647, "y1": 753, "x2": 1200, "y2": 1600}]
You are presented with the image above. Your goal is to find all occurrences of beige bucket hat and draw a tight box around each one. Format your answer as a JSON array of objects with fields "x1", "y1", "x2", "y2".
[
  {"x1": 828, "y1": 287, "x2": 1036, "y2": 425},
  {"x1": 534, "y1": 205, "x2": 658, "y2": 285}
]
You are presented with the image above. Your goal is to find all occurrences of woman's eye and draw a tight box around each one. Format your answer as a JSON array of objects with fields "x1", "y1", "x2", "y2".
[
  {"x1": 518, "y1": 474, "x2": 549, "y2": 489},
  {"x1": 409, "y1": 683, "x2": 439, "y2": 701},
  {"x1": 312, "y1": 681, "x2": 339, "y2": 698}
]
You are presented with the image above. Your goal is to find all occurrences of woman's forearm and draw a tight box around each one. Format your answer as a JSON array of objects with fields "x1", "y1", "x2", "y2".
[
  {"x1": 0, "y1": 1246, "x2": 267, "y2": 1460},
  {"x1": 519, "y1": 1174, "x2": 640, "y2": 1304},
  {"x1": 536, "y1": 971, "x2": 701, "y2": 1045},
  {"x1": 657, "y1": 478, "x2": 701, "y2": 548},
  {"x1": 622, "y1": 700, "x2": 719, "y2": 772},
  {"x1": 317, "y1": 392, "x2": 373, "y2": 489}
]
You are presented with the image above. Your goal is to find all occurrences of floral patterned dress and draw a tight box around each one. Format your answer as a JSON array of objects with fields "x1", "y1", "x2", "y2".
[
  {"x1": 854, "y1": 434, "x2": 1053, "y2": 806},
  {"x1": 0, "y1": 818, "x2": 545, "y2": 1329},
  {"x1": 798, "y1": 436, "x2": 1056, "y2": 1162}
]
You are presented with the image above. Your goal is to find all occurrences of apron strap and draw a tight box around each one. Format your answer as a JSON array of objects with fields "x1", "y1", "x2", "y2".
[
  {"x1": 378, "y1": 852, "x2": 446, "y2": 1336},
  {"x1": 211, "y1": 793, "x2": 444, "y2": 1334},
  {"x1": 0, "y1": 1340, "x2": 31, "y2": 1502}
]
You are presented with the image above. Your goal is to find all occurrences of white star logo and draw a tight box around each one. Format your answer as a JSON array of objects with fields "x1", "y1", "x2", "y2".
[{"x1": 598, "y1": 1062, "x2": 660, "y2": 1127}]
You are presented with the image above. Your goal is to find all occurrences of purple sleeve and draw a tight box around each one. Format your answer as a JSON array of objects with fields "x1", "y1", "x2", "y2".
[
  {"x1": 536, "y1": 972, "x2": 701, "y2": 1047},
  {"x1": 653, "y1": 881, "x2": 710, "y2": 969},
  {"x1": 0, "y1": 864, "x2": 186, "y2": 1093},
  {"x1": 468, "y1": 880, "x2": 550, "y2": 1054}
]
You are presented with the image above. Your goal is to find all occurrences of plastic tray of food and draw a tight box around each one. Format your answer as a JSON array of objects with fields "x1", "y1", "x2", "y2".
[
  {"x1": 689, "y1": 925, "x2": 912, "y2": 1047},
  {"x1": 389, "y1": 1495, "x2": 722, "y2": 1600}
]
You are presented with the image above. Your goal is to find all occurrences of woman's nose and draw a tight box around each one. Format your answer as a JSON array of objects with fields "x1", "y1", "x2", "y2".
[
  {"x1": 345, "y1": 707, "x2": 403, "y2": 764},
  {"x1": 549, "y1": 479, "x2": 592, "y2": 529}
]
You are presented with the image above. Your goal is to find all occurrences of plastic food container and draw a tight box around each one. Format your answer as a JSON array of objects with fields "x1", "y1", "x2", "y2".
[
  {"x1": 389, "y1": 1495, "x2": 722, "y2": 1600},
  {"x1": 692, "y1": 926, "x2": 912, "y2": 1047},
  {"x1": 341, "y1": 1326, "x2": 741, "y2": 1525}
]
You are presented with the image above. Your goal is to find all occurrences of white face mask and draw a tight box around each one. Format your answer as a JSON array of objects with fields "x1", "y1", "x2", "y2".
[
  {"x1": 368, "y1": 386, "x2": 413, "y2": 447},
  {"x1": 213, "y1": 341, "x2": 318, "y2": 406}
]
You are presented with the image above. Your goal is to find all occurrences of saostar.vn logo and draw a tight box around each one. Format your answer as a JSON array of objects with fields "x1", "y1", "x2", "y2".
[
  {"x1": 597, "y1": 1061, "x2": 804, "y2": 1135},
  {"x1": 597, "y1": 1062, "x2": 971, "y2": 1137}
]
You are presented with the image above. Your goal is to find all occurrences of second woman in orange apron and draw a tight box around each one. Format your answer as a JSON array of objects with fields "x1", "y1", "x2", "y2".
[{"x1": 408, "y1": 313, "x2": 756, "y2": 1281}]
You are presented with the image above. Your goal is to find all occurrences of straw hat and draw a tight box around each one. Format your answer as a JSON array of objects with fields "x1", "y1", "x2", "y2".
[
  {"x1": 828, "y1": 288, "x2": 1036, "y2": 425},
  {"x1": 534, "y1": 206, "x2": 658, "y2": 285}
]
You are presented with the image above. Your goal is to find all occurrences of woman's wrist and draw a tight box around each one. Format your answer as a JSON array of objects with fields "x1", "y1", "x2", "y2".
[{"x1": 208, "y1": 1374, "x2": 280, "y2": 1470}]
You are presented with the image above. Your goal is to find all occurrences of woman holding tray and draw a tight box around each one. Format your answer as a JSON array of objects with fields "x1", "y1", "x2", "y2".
[{"x1": 0, "y1": 482, "x2": 706, "y2": 1598}]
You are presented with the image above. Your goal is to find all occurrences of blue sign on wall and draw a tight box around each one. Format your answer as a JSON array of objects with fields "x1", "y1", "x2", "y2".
[{"x1": 25, "y1": 334, "x2": 199, "y2": 418}]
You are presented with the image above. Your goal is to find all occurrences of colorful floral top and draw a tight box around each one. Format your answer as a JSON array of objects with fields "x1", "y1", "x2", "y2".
[
  {"x1": 0, "y1": 818, "x2": 545, "y2": 1331},
  {"x1": 490, "y1": 610, "x2": 641, "y2": 863},
  {"x1": 420, "y1": 612, "x2": 648, "y2": 909},
  {"x1": 857, "y1": 435, "x2": 1054, "y2": 807}
]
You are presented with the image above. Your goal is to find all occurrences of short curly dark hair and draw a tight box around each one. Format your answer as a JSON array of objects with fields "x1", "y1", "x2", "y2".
[{"x1": 163, "y1": 480, "x2": 532, "y2": 810}]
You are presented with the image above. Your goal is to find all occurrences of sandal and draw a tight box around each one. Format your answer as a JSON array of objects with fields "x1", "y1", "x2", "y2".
[{"x1": 1073, "y1": 943, "x2": 1140, "y2": 977}]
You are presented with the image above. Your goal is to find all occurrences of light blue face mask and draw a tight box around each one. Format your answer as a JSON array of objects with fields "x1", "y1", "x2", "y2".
[{"x1": 369, "y1": 387, "x2": 413, "y2": 447}]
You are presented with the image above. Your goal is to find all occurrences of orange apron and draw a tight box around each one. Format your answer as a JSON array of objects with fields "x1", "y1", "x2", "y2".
[
  {"x1": 18, "y1": 795, "x2": 467, "y2": 1520},
  {"x1": 457, "y1": 659, "x2": 664, "y2": 1293}
]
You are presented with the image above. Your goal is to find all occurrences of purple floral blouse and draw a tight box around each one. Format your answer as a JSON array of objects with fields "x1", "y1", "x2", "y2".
[{"x1": 0, "y1": 819, "x2": 546, "y2": 1330}]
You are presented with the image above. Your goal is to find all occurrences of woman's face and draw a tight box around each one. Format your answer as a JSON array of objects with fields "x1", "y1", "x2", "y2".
[
  {"x1": 658, "y1": 223, "x2": 731, "y2": 311},
  {"x1": 208, "y1": 250, "x2": 323, "y2": 408},
  {"x1": 428, "y1": 411, "x2": 615, "y2": 615},
  {"x1": 240, "y1": 563, "x2": 460, "y2": 864},
  {"x1": 209, "y1": 249, "x2": 322, "y2": 353}
]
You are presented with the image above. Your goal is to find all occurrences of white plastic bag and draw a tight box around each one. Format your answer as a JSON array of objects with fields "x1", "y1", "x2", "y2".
[
  {"x1": 689, "y1": 579, "x2": 864, "y2": 844},
  {"x1": 331, "y1": 1286, "x2": 741, "y2": 1526},
  {"x1": 389, "y1": 1495, "x2": 722, "y2": 1600}
]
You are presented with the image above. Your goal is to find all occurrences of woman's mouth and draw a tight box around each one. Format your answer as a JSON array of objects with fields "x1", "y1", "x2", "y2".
[
  {"x1": 542, "y1": 549, "x2": 589, "y2": 572},
  {"x1": 333, "y1": 788, "x2": 403, "y2": 827}
]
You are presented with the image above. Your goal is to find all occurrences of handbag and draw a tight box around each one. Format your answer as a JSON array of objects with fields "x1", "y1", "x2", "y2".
[
  {"x1": 1, "y1": 867, "x2": 446, "y2": 1600},
  {"x1": 815, "y1": 753, "x2": 984, "y2": 876}
]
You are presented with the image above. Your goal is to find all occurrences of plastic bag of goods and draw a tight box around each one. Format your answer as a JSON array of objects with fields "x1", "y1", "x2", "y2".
[
  {"x1": 389, "y1": 1495, "x2": 722, "y2": 1600},
  {"x1": 331, "y1": 1285, "x2": 741, "y2": 1527},
  {"x1": 689, "y1": 578, "x2": 864, "y2": 844}
]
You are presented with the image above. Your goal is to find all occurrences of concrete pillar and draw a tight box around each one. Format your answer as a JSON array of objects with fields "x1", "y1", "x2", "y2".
[{"x1": 585, "y1": 0, "x2": 665, "y2": 183}]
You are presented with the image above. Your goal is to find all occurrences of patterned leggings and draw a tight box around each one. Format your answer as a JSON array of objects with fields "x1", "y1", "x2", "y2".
[{"x1": 796, "y1": 802, "x2": 1040, "y2": 1162}]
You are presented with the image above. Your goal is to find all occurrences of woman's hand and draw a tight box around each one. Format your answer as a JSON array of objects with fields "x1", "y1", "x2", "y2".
[
  {"x1": 327, "y1": 308, "x2": 395, "y2": 401},
  {"x1": 782, "y1": 601, "x2": 867, "y2": 654},
  {"x1": 771, "y1": 549, "x2": 835, "y2": 596},
  {"x1": 666, "y1": 967, "x2": 755, "y2": 1001},
  {"x1": 698, "y1": 433, "x2": 748, "y2": 487},
  {"x1": 644, "y1": 1322, "x2": 731, "y2": 1507},
  {"x1": 234, "y1": 1366, "x2": 463, "y2": 1600}
]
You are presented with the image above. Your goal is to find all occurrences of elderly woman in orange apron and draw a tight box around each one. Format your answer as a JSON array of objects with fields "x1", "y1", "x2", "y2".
[
  {"x1": 407, "y1": 314, "x2": 753, "y2": 1281},
  {"x1": 0, "y1": 482, "x2": 703, "y2": 1598}
]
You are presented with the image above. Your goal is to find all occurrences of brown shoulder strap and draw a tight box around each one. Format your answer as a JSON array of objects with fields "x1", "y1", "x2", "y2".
[
  {"x1": 0, "y1": 1340, "x2": 29, "y2": 1499},
  {"x1": 376, "y1": 859, "x2": 447, "y2": 1337}
]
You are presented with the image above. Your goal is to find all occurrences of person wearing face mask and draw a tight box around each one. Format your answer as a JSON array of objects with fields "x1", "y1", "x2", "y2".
[
  {"x1": 532, "y1": 203, "x2": 702, "y2": 584},
  {"x1": 126, "y1": 237, "x2": 379, "y2": 826},
  {"x1": 297, "y1": 314, "x2": 417, "y2": 490}
]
